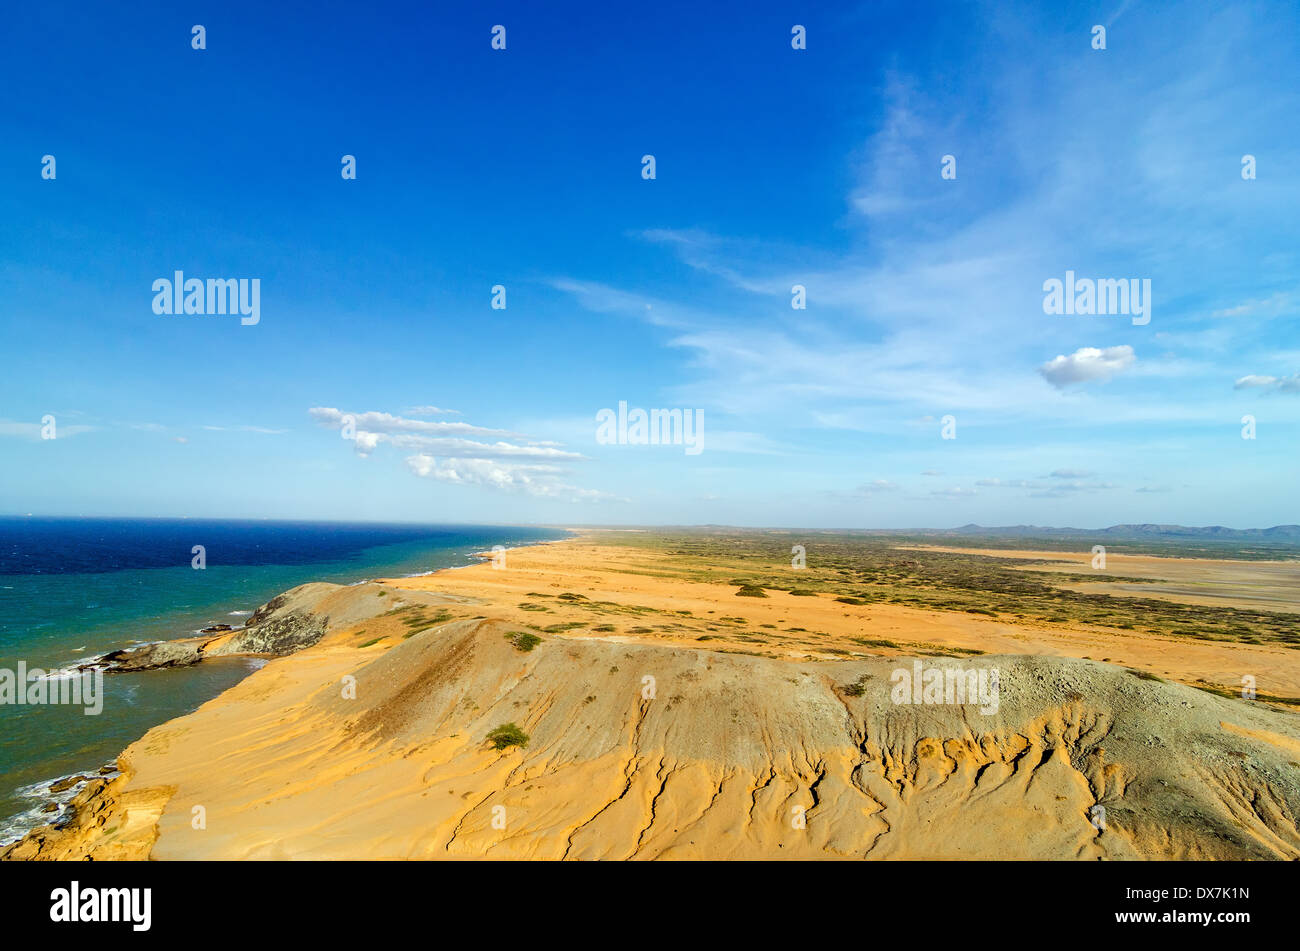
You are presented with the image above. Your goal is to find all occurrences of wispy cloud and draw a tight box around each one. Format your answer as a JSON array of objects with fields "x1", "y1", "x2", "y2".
[
  {"x1": 976, "y1": 475, "x2": 1116, "y2": 496},
  {"x1": 552, "y1": 3, "x2": 1298, "y2": 449},
  {"x1": 0, "y1": 418, "x2": 95, "y2": 439},
  {"x1": 1212, "y1": 292, "x2": 1296, "y2": 319},
  {"x1": 1233, "y1": 373, "x2": 1300, "y2": 394},
  {"x1": 405, "y1": 455, "x2": 618, "y2": 501},
  {"x1": 856, "y1": 479, "x2": 900, "y2": 494},
  {"x1": 930, "y1": 486, "x2": 977, "y2": 499}
]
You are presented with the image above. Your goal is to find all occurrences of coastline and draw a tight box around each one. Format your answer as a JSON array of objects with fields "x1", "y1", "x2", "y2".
[
  {"x1": 0, "y1": 528, "x2": 574, "y2": 849},
  {"x1": 7, "y1": 532, "x2": 1300, "y2": 860}
]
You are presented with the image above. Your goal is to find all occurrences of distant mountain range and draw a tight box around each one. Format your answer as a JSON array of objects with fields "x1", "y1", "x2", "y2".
[{"x1": 944, "y1": 524, "x2": 1300, "y2": 541}]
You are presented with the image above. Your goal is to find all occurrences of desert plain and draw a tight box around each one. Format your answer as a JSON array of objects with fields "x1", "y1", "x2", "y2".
[{"x1": 7, "y1": 529, "x2": 1300, "y2": 860}]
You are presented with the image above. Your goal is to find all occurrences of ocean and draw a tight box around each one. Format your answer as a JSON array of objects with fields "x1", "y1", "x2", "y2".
[{"x1": 0, "y1": 517, "x2": 567, "y2": 844}]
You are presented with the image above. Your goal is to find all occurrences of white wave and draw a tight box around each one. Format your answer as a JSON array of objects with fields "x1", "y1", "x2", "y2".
[
  {"x1": 25, "y1": 662, "x2": 103, "y2": 683},
  {"x1": 1, "y1": 766, "x2": 119, "y2": 847}
]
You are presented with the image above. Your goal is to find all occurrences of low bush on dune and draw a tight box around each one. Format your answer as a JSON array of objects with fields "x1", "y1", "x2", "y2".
[
  {"x1": 505, "y1": 632, "x2": 542, "y2": 652},
  {"x1": 853, "y1": 636, "x2": 901, "y2": 649},
  {"x1": 1127, "y1": 668, "x2": 1165, "y2": 683},
  {"x1": 735, "y1": 585, "x2": 768, "y2": 598},
  {"x1": 842, "y1": 674, "x2": 870, "y2": 697},
  {"x1": 486, "y1": 722, "x2": 530, "y2": 750}
]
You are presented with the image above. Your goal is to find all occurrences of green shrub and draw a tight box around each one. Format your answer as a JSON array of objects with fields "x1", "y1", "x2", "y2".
[
  {"x1": 842, "y1": 674, "x2": 871, "y2": 697},
  {"x1": 506, "y1": 631, "x2": 543, "y2": 652},
  {"x1": 486, "y1": 722, "x2": 530, "y2": 750}
]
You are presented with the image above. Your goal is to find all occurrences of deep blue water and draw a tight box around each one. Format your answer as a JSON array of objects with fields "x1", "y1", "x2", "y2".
[
  {"x1": 0, "y1": 518, "x2": 469, "y2": 574},
  {"x1": 0, "y1": 517, "x2": 567, "y2": 844}
]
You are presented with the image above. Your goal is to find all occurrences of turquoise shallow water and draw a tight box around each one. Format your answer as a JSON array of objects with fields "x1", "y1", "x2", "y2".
[{"x1": 0, "y1": 518, "x2": 567, "y2": 843}]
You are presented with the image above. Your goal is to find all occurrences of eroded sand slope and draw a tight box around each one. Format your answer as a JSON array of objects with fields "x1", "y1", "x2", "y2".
[{"x1": 10, "y1": 578, "x2": 1300, "y2": 861}]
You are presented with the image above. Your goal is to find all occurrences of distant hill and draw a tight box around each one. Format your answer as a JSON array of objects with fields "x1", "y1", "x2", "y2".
[{"x1": 946, "y1": 524, "x2": 1300, "y2": 542}]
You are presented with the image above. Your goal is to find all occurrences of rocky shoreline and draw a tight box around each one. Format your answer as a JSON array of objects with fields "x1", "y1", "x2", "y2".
[
  {"x1": 84, "y1": 548, "x2": 512, "y2": 675},
  {"x1": 87, "y1": 588, "x2": 333, "y2": 674},
  {"x1": 0, "y1": 585, "x2": 349, "y2": 854},
  {"x1": 1, "y1": 578, "x2": 410, "y2": 860},
  {"x1": 1, "y1": 770, "x2": 122, "y2": 860}
]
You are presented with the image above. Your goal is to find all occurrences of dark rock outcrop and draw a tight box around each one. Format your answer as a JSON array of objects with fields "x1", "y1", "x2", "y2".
[
  {"x1": 48, "y1": 776, "x2": 88, "y2": 795},
  {"x1": 206, "y1": 602, "x2": 327, "y2": 657},
  {"x1": 98, "y1": 639, "x2": 204, "y2": 672},
  {"x1": 94, "y1": 584, "x2": 349, "y2": 673}
]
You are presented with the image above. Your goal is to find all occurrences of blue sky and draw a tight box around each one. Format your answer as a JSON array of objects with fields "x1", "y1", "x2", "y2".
[{"x1": 1, "y1": 0, "x2": 1297, "y2": 528}]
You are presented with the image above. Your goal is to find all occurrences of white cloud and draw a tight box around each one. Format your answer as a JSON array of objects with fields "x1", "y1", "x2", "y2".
[
  {"x1": 312, "y1": 407, "x2": 609, "y2": 502},
  {"x1": 1038, "y1": 346, "x2": 1136, "y2": 388},
  {"x1": 385, "y1": 435, "x2": 583, "y2": 460},
  {"x1": 405, "y1": 455, "x2": 617, "y2": 501},
  {"x1": 308, "y1": 407, "x2": 518, "y2": 440},
  {"x1": 1233, "y1": 373, "x2": 1300, "y2": 394}
]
